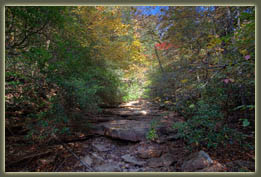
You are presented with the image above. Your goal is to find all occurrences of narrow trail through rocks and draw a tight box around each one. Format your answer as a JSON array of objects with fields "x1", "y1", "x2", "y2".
[
  {"x1": 6, "y1": 99, "x2": 254, "y2": 172},
  {"x1": 55, "y1": 99, "x2": 254, "y2": 172},
  {"x1": 58, "y1": 99, "x2": 188, "y2": 172}
]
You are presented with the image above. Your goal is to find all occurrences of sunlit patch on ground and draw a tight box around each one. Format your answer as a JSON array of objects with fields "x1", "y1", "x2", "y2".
[
  {"x1": 141, "y1": 110, "x2": 147, "y2": 115},
  {"x1": 122, "y1": 100, "x2": 140, "y2": 107}
]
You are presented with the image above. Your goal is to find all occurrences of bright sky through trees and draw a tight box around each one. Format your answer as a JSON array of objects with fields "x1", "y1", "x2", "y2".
[{"x1": 136, "y1": 6, "x2": 168, "y2": 16}]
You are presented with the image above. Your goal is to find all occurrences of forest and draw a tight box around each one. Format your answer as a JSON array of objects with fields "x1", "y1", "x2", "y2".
[{"x1": 5, "y1": 6, "x2": 255, "y2": 172}]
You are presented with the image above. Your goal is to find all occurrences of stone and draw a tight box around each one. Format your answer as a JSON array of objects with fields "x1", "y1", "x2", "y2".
[
  {"x1": 164, "y1": 134, "x2": 180, "y2": 141},
  {"x1": 91, "y1": 120, "x2": 151, "y2": 142},
  {"x1": 92, "y1": 142, "x2": 112, "y2": 152},
  {"x1": 147, "y1": 157, "x2": 164, "y2": 167},
  {"x1": 181, "y1": 151, "x2": 213, "y2": 172},
  {"x1": 119, "y1": 100, "x2": 140, "y2": 108},
  {"x1": 149, "y1": 159, "x2": 164, "y2": 168},
  {"x1": 95, "y1": 162, "x2": 121, "y2": 172},
  {"x1": 161, "y1": 153, "x2": 177, "y2": 166},
  {"x1": 121, "y1": 154, "x2": 145, "y2": 166},
  {"x1": 118, "y1": 110, "x2": 146, "y2": 117},
  {"x1": 146, "y1": 153, "x2": 176, "y2": 168},
  {"x1": 196, "y1": 162, "x2": 226, "y2": 172},
  {"x1": 145, "y1": 167, "x2": 163, "y2": 172},
  {"x1": 90, "y1": 116, "x2": 177, "y2": 142},
  {"x1": 129, "y1": 168, "x2": 140, "y2": 172},
  {"x1": 137, "y1": 143, "x2": 162, "y2": 159},
  {"x1": 38, "y1": 157, "x2": 55, "y2": 165},
  {"x1": 80, "y1": 155, "x2": 93, "y2": 166},
  {"x1": 91, "y1": 152, "x2": 104, "y2": 163}
]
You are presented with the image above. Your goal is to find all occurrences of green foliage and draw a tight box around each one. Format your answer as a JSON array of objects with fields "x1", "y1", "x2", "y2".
[
  {"x1": 241, "y1": 119, "x2": 250, "y2": 127},
  {"x1": 146, "y1": 119, "x2": 159, "y2": 141},
  {"x1": 144, "y1": 7, "x2": 255, "y2": 153},
  {"x1": 121, "y1": 80, "x2": 144, "y2": 102},
  {"x1": 173, "y1": 100, "x2": 244, "y2": 149},
  {"x1": 146, "y1": 128, "x2": 158, "y2": 141},
  {"x1": 5, "y1": 6, "x2": 66, "y2": 56},
  {"x1": 233, "y1": 105, "x2": 255, "y2": 111},
  {"x1": 5, "y1": 6, "x2": 149, "y2": 144},
  {"x1": 60, "y1": 76, "x2": 102, "y2": 111}
]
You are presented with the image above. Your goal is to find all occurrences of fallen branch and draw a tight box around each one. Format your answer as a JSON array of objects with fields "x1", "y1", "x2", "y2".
[{"x1": 51, "y1": 133, "x2": 94, "y2": 172}]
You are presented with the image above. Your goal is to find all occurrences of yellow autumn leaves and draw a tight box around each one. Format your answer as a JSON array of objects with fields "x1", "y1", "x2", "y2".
[{"x1": 69, "y1": 6, "x2": 147, "y2": 75}]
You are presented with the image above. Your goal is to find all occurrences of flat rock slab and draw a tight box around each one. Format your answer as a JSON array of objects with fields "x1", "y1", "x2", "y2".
[
  {"x1": 90, "y1": 120, "x2": 151, "y2": 142},
  {"x1": 90, "y1": 118, "x2": 178, "y2": 142},
  {"x1": 116, "y1": 110, "x2": 148, "y2": 117}
]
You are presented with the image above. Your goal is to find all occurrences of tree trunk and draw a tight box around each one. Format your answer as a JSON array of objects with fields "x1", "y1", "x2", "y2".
[
  {"x1": 237, "y1": 7, "x2": 241, "y2": 29},
  {"x1": 154, "y1": 45, "x2": 164, "y2": 73}
]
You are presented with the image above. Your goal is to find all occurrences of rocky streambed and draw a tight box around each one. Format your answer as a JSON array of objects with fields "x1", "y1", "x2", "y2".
[{"x1": 50, "y1": 100, "x2": 255, "y2": 172}]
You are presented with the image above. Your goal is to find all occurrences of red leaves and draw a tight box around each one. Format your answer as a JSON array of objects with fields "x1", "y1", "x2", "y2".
[{"x1": 155, "y1": 42, "x2": 175, "y2": 50}]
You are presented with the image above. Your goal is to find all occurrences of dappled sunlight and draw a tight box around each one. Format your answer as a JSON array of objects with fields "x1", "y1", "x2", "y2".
[
  {"x1": 122, "y1": 100, "x2": 140, "y2": 107},
  {"x1": 141, "y1": 110, "x2": 147, "y2": 115}
]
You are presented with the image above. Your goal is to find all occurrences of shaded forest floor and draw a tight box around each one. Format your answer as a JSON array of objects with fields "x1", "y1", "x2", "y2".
[{"x1": 5, "y1": 99, "x2": 255, "y2": 172}]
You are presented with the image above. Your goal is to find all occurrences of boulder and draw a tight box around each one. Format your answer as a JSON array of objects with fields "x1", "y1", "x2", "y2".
[{"x1": 181, "y1": 151, "x2": 213, "y2": 172}]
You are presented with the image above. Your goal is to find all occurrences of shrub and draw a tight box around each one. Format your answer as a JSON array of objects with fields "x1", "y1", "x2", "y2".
[{"x1": 173, "y1": 100, "x2": 245, "y2": 149}]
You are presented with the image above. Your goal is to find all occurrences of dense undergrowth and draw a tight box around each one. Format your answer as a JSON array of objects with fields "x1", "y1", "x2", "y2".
[{"x1": 145, "y1": 6, "x2": 255, "y2": 152}]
